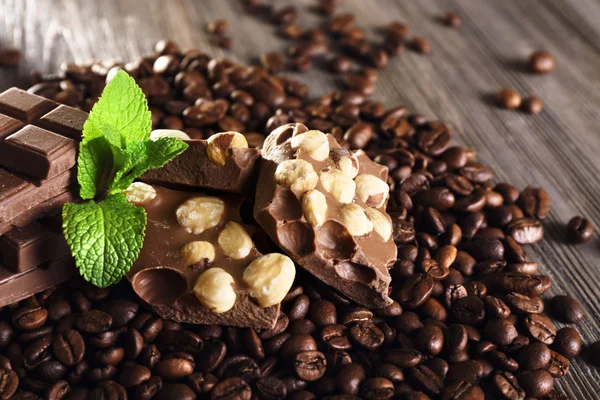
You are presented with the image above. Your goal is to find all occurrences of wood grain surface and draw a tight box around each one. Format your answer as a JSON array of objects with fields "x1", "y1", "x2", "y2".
[{"x1": 1, "y1": 0, "x2": 600, "y2": 397}]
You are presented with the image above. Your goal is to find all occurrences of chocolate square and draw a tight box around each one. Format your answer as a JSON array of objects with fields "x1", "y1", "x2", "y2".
[
  {"x1": 0, "y1": 125, "x2": 77, "y2": 181},
  {"x1": 0, "y1": 88, "x2": 57, "y2": 123},
  {"x1": 0, "y1": 114, "x2": 24, "y2": 143},
  {"x1": 36, "y1": 104, "x2": 87, "y2": 140}
]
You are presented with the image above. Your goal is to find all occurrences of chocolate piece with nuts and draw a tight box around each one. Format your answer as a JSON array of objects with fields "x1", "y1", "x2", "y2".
[
  {"x1": 126, "y1": 184, "x2": 295, "y2": 329},
  {"x1": 140, "y1": 131, "x2": 260, "y2": 194},
  {"x1": 254, "y1": 123, "x2": 396, "y2": 308}
]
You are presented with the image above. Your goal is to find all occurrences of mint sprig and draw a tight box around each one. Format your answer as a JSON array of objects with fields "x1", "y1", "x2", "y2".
[{"x1": 63, "y1": 70, "x2": 188, "y2": 288}]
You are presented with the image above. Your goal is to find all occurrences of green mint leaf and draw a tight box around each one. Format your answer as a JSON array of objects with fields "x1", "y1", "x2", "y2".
[
  {"x1": 77, "y1": 137, "x2": 129, "y2": 200},
  {"x1": 109, "y1": 137, "x2": 188, "y2": 194},
  {"x1": 62, "y1": 194, "x2": 146, "y2": 288},
  {"x1": 82, "y1": 70, "x2": 151, "y2": 145}
]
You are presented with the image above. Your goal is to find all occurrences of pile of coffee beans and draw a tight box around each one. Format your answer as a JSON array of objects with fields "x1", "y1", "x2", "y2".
[{"x1": 12, "y1": 36, "x2": 595, "y2": 399}]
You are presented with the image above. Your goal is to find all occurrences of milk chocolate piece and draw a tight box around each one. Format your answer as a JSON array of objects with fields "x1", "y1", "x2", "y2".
[
  {"x1": 127, "y1": 186, "x2": 290, "y2": 329},
  {"x1": 0, "y1": 222, "x2": 69, "y2": 272},
  {"x1": 0, "y1": 191, "x2": 75, "y2": 235},
  {"x1": 140, "y1": 139, "x2": 260, "y2": 194},
  {"x1": 0, "y1": 256, "x2": 77, "y2": 307},
  {"x1": 254, "y1": 123, "x2": 396, "y2": 308},
  {"x1": 0, "y1": 125, "x2": 77, "y2": 181},
  {"x1": 0, "y1": 169, "x2": 73, "y2": 225},
  {"x1": 0, "y1": 113, "x2": 24, "y2": 142},
  {"x1": 0, "y1": 87, "x2": 57, "y2": 122},
  {"x1": 36, "y1": 104, "x2": 87, "y2": 140}
]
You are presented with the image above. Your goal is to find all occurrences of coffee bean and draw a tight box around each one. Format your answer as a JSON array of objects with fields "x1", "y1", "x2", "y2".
[
  {"x1": 294, "y1": 351, "x2": 326, "y2": 381},
  {"x1": 519, "y1": 186, "x2": 550, "y2": 220},
  {"x1": 492, "y1": 371, "x2": 525, "y2": 399},
  {"x1": 280, "y1": 334, "x2": 317, "y2": 358},
  {"x1": 483, "y1": 319, "x2": 517, "y2": 346},
  {"x1": 0, "y1": 368, "x2": 19, "y2": 398},
  {"x1": 187, "y1": 372, "x2": 217, "y2": 394},
  {"x1": 382, "y1": 349, "x2": 422, "y2": 368},
  {"x1": 156, "y1": 330, "x2": 202, "y2": 353},
  {"x1": 288, "y1": 295, "x2": 310, "y2": 321},
  {"x1": 452, "y1": 296, "x2": 485, "y2": 325},
  {"x1": 12, "y1": 306, "x2": 48, "y2": 331},
  {"x1": 546, "y1": 350, "x2": 570, "y2": 378},
  {"x1": 210, "y1": 377, "x2": 251, "y2": 400},
  {"x1": 524, "y1": 314, "x2": 556, "y2": 345},
  {"x1": 489, "y1": 351, "x2": 518, "y2": 372},
  {"x1": 408, "y1": 364, "x2": 444, "y2": 396},
  {"x1": 397, "y1": 274, "x2": 434, "y2": 309},
  {"x1": 497, "y1": 89, "x2": 522, "y2": 109},
  {"x1": 336, "y1": 363, "x2": 366, "y2": 396},
  {"x1": 154, "y1": 353, "x2": 195, "y2": 379},
  {"x1": 518, "y1": 342, "x2": 551, "y2": 370},
  {"x1": 521, "y1": 96, "x2": 543, "y2": 114},
  {"x1": 442, "y1": 381, "x2": 484, "y2": 400},
  {"x1": 76, "y1": 310, "x2": 112, "y2": 333},
  {"x1": 94, "y1": 347, "x2": 124, "y2": 366},
  {"x1": 157, "y1": 383, "x2": 197, "y2": 400},
  {"x1": 566, "y1": 216, "x2": 594, "y2": 244},
  {"x1": 529, "y1": 51, "x2": 555, "y2": 73},
  {"x1": 519, "y1": 370, "x2": 554, "y2": 398},
  {"x1": 46, "y1": 380, "x2": 70, "y2": 400},
  {"x1": 406, "y1": 37, "x2": 431, "y2": 54},
  {"x1": 255, "y1": 376, "x2": 286, "y2": 399},
  {"x1": 309, "y1": 300, "x2": 337, "y2": 327},
  {"x1": 553, "y1": 327, "x2": 582, "y2": 358},
  {"x1": 503, "y1": 292, "x2": 543, "y2": 315},
  {"x1": 99, "y1": 300, "x2": 139, "y2": 327},
  {"x1": 483, "y1": 272, "x2": 551, "y2": 296},
  {"x1": 118, "y1": 363, "x2": 151, "y2": 388}
]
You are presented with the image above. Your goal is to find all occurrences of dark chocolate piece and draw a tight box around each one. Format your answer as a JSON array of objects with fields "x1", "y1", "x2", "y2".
[
  {"x1": 0, "y1": 256, "x2": 76, "y2": 307},
  {"x1": 0, "y1": 169, "x2": 73, "y2": 225},
  {"x1": 0, "y1": 125, "x2": 77, "y2": 181},
  {"x1": 0, "y1": 113, "x2": 24, "y2": 142},
  {"x1": 0, "y1": 222, "x2": 69, "y2": 272},
  {"x1": 141, "y1": 135, "x2": 260, "y2": 194},
  {"x1": 0, "y1": 191, "x2": 74, "y2": 235},
  {"x1": 127, "y1": 185, "x2": 294, "y2": 329},
  {"x1": 0, "y1": 87, "x2": 57, "y2": 122},
  {"x1": 36, "y1": 104, "x2": 88, "y2": 140},
  {"x1": 254, "y1": 123, "x2": 396, "y2": 308}
]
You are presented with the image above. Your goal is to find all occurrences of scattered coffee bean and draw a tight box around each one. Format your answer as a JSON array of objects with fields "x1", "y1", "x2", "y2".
[
  {"x1": 497, "y1": 88, "x2": 522, "y2": 109},
  {"x1": 439, "y1": 12, "x2": 461, "y2": 28},
  {"x1": 406, "y1": 37, "x2": 431, "y2": 54},
  {"x1": 566, "y1": 216, "x2": 595, "y2": 244},
  {"x1": 550, "y1": 295, "x2": 584, "y2": 323},
  {"x1": 521, "y1": 96, "x2": 543, "y2": 114},
  {"x1": 529, "y1": 50, "x2": 555, "y2": 73}
]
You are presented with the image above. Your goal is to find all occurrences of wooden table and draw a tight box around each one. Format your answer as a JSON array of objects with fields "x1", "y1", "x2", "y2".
[{"x1": 1, "y1": 0, "x2": 600, "y2": 397}]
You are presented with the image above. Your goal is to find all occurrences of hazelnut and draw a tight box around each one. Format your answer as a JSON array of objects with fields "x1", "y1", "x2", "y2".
[
  {"x1": 176, "y1": 196, "x2": 225, "y2": 234},
  {"x1": 218, "y1": 221, "x2": 253, "y2": 259},
  {"x1": 364, "y1": 208, "x2": 392, "y2": 241},
  {"x1": 274, "y1": 159, "x2": 319, "y2": 194},
  {"x1": 289, "y1": 130, "x2": 330, "y2": 161},
  {"x1": 181, "y1": 241, "x2": 215, "y2": 267},
  {"x1": 319, "y1": 168, "x2": 356, "y2": 204},
  {"x1": 302, "y1": 189, "x2": 328, "y2": 227},
  {"x1": 331, "y1": 149, "x2": 359, "y2": 178},
  {"x1": 149, "y1": 129, "x2": 191, "y2": 141},
  {"x1": 243, "y1": 253, "x2": 296, "y2": 307},
  {"x1": 123, "y1": 182, "x2": 157, "y2": 204},
  {"x1": 340, "y1": 203, "x2": 373, "y2": 236},
  {"x1": 355, "y1": 174, "x2": 389, "y2": 208},
  {"x1": 206, "y1": 131, "x2": 248, "y2": 166},
  {"x1": 193, "y1": 268, "x2": 236, "y2": 313}
]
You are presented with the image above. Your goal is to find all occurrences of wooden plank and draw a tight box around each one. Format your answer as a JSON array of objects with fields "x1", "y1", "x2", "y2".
[{"x1": 0, "y1": 0, "x2": 599, "y2": 396}]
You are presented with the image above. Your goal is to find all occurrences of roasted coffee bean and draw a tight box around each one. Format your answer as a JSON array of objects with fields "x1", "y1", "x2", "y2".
[
  {"x1": 187, "y1": 372, "x2": 217, "y2": 394},
  {"x1": 488, "y1": 350, "x2": 518, "y2": 372},
  {"x1": 529, "y1": 50, "x2": 555, "y2": 73},
  {"x1": 288, "y1": 295, "x2": 310, "y2": 321},
  {"x1": 45, "y1": 379, "x2": 70, "y2": 400},
  {"x1": 12, "y1": 306, "x2": 48, "y2": 331},
  {"x1": 497, "y1": 88, "x2": 522, "y2": 109},
  {"x1": 442, "y1": 381, "x2": 484, "y2": 400},
  {"x1": 309, "y1": 300, "x2": 337, "y2": 327},
  {"x1": 135, "y1": 375, "x2": 163, "y2": 399},
  {"x1": 566, "y1": 216, "x2": 594, "y2": 244},
  {"x1": 85, "y1": 364, "x2": 117, "y2": 382},
  {"x1": 76, "y1": 310, "x2": 112, "y2": 333},
  {"x1": 138, "y1": 344, "x2": 161, "y2": 369},
  {"x1": 546, "y1": 350, "x2": 570, "y2": 378},
  {"x1": 0, "y1": 368, "x2": 19, "y2": 398},
  {"x1": 117, "y1": 363, "x2": 151, "y2": 388},
  {"x1": 408, "y1": 364, "x2": 443, "y2": 396},
  {"x1": 414, "y1": 325, "x2": 444, "y2": 356},
  {"x1": 406, "y1": 37, "x2": 431, "y2": 54},
  {"x1": 23, "y1": 334, "x2": 52, "y2": 368},
  {"x1": 157, "y1": 383, "x2": 197, "y2": 400},
  {"x1": 294, "y1": 351, "x2": 326, "y2": 382},
  {"x1": 483, "y1": 319, "x2": 518, "y2": 346},
  {"x1": 94, "y1": 347, "x2": 124, "y2": 366},
  {"x1": 154, "y1": 353, "x2": 195, "y2": 379},
  {"x1": 549, "y1": 295, "x2": 583, "y2": 324},
  {"x1": 156, "y1": 330, "x2": 202, "y2": 353},
  {"x1": 553, "y1": 327, "x2": 582, "y2": 358},
  {"x1": 99, "y1": 300, "x2": 139, "y2": 327},
  {"x1": 503, "y1": 292, "x2": 543, "y2": 315},
  {"x1": 452, "y1": 296, "x2": 485, "y2": 325},
  {"x1": 349, "y1": 322, "x2": 384, "y2": 350},
  {"x1": 519, "y1": 187, "x2": 550, "y2": 220},
  {"x1": 397, "y1": 274, "x2": 434, "y2": 309},
  {"x1": 518, "y1": 342, "x2": 551, "y2": 370},
  {"x1": 383, "y1": 349, "x2": 422, "y2": 368},
  {"x1": 483, "y1": 273, "x2": 551, "y2": 296},
  {"x1": 524, "y1": 314, "x2": 556, "y2": 345},
  {"x1": 521, "y1": 96, "x2": 544, "y2": 114},
  {"x1": 255, "y1": 376, "x2": 286, "y2": 399},
  {"x1": 520, "y1": 370, "x2": 554, "y2": 398},
  {"x1": 336, "y1": 363, "x2": 366, "y2": 396},
  {"x1": 280, "y1": 334, "x2": 317, "y2": 358}
]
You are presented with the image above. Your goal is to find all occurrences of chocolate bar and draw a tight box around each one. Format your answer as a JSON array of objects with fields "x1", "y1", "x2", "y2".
[
  {"x1": 0, "y1": 191, "x2": 75, "y2": 235},
  {"x1": 0, "y1": 113, "x2": 24, "y2": 142},
  {"x1": 141, "y1": 132, "x2": 260, "y2": 194},
  {"x1": 126, "y1": 184, "x2": 296, "y2": 329},
  {"x1": 0, "y1": 87, "x2": 57, "y2": 123},
  {"x1": 0, "y1": 256, "x2": 77, "y2": 307},
  {"x1": 0, "y1": 221, "x2": 70, "y2": 272},
  {"x1": 35, "y1": 104, "x2": 87, "y2": 140},
  {"x1": 0, "y1": 125, "x2": 77, "y2": 181},
  {"x1": 254, "y1": 123, "x2": 396, "y2": 308}
]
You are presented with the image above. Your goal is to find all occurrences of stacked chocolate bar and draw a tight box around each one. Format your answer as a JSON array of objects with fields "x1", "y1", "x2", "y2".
[{"x1": 0, "y1": 87, "x2": 86, "y2": 306}]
